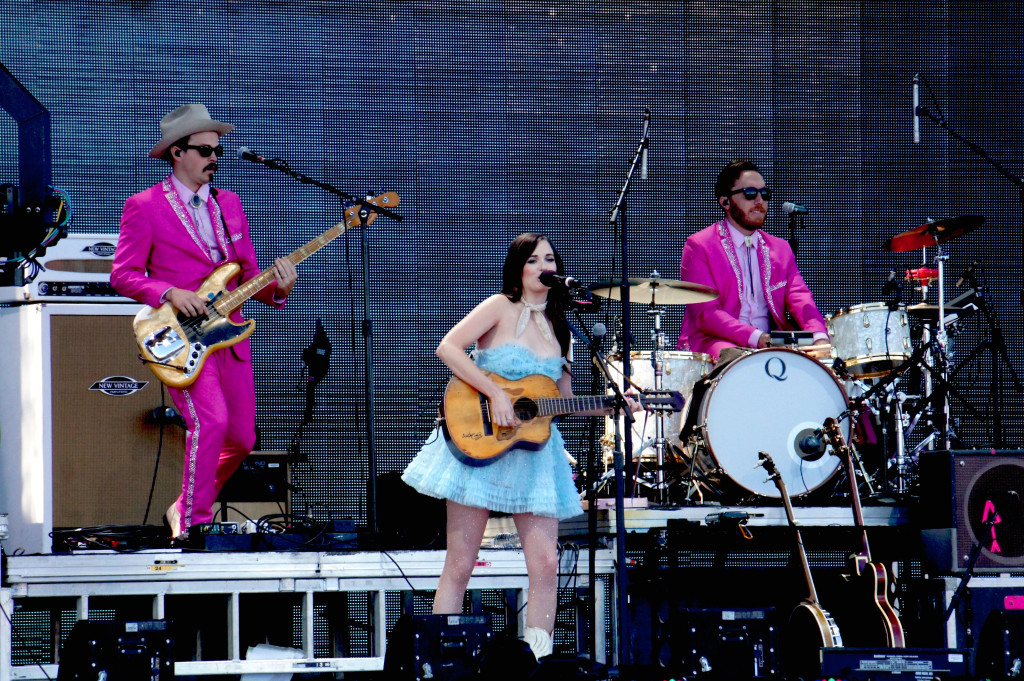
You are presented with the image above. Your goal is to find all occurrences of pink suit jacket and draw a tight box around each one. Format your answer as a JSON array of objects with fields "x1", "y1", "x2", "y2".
[
  {"x1": 111, "y1": 176, "x2": 284, "y2": 362},
  {"x1": 676, "y1": 220, "x2": 827, "y2": 359}
]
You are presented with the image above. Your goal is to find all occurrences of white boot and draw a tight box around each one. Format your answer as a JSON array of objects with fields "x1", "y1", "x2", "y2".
[{"x1": 522, "y1": 626, "x2": 552, "y2": 660}]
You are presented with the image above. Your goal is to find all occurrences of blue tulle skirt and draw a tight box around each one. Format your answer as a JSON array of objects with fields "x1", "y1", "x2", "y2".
[{"x1": 402, "y1": 344, "x2": 584, "y2": 520}]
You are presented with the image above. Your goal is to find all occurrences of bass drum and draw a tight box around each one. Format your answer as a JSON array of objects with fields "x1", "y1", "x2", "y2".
[{"x1": 681, "y1": 348, "x2": 850, "y2": 500}]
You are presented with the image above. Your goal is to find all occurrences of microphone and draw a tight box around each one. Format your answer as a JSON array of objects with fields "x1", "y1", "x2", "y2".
[
  {"x1": 592, "y1": 322, "x2": 607, "y2": 340},
  {"x1": 955, "y1": 259, "x2": 981, "y2": 288},
  {"x1": 237, "y1": 146, "x2": 267, "y2": 164},
  {"x1": 782, "y1": 202, "x2": 808, "y2": 215},
  {"x1": 795, "y1": 427, "x2": 826, "y2": 461},
  {"x1": 301, "y1": 319, "x2": 332, "y2": 384},
  {"x1": 640, "y1": 108, "x2": 650, "y2": 180},
  {"x1": 913, "y1": 74, "x2": 920, "y2": 144},
  {"x1": 540, "y1": 272, "x2": 583, "y2": 289},
  {"x1": 883, "y1": 269, "x2": 902, "y2": 309}
]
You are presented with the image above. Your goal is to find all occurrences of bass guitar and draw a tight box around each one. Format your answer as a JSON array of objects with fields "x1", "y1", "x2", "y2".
[
  {"x1": 821, "y1": 416, "x2": 906, "y2": 648},
  {"x1": 758, "y1": 451, "x2": 842, "y2": 679},
  {"x1": 133, "y1": 192, "x2": 399, "y2": 388},
  {"x1": 441, "y1": 372, "x2": 683, "y2": 465}
]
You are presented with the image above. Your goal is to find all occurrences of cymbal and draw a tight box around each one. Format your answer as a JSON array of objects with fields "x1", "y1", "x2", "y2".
[
  {"x1": 589, "y1": 278, "x2": 718, "y2": 305},
  {"x1": 905, "y1": 302, "x2": 974, "y2": 321},
  {"x1": 883, "y1": 215, "x2": 985, "y2": 253}
]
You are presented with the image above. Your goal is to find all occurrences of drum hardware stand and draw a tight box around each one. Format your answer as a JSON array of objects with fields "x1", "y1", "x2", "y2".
[
  {"x1": 945, "y1": 273, "x2": 1023, "y2": 447},
  {"x1": 643, "y1": 273, "x2": 675, "y2": 506},
  {"x1": 840, "y1": 340, "x2": 935, "y2": 497},
  {"x1": 905, "y1": 238, "x2": 956, "y2": 452}
]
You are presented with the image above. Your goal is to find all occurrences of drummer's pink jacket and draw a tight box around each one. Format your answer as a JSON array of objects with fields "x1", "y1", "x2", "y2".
[{"x1": 676, "y1": 220, "x2": 827, "y2": 359}]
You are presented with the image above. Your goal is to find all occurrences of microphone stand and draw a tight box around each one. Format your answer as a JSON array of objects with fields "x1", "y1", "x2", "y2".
[
  {"x1": 787, "y1": 211, "x2": 803, "y2": 255},
  {"x1": 915, "y1": 103, "x2": 1024, "y2": 310},
  {"x1": 565, "y1": 313, "x2": 633, "y2": 668},
  {"x1": 241, "y1": 155, "x2": 401, "y2": 534},
  {"x1": 944, "y1": 493, "x2": 1014, "y2": 632},
  {"x1": 584, "y1": 317, "x2": 606, "y2": 662},
  {"x1": 605, "y1": 108, "x2": 649, "y2": 668}
]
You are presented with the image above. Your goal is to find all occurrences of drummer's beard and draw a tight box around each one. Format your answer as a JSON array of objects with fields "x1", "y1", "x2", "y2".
[{"x1": 728, "y1": 201, "x2": 767, "y2": 231}]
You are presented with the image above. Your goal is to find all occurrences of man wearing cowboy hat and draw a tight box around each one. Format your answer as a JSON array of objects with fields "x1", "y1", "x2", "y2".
[{"x1": 111, "y1": 103, "x2": 298, "y2": 539}]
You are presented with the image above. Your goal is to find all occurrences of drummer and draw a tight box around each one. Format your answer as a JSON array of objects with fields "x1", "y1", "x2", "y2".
[{"x1": 676, "y1": 159, "x2": 830, "y2": 360}]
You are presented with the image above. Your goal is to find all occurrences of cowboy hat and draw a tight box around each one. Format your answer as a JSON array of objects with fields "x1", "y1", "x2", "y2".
[{"x1": 149, "y1": 103, "x2": 235, "y2": 159}]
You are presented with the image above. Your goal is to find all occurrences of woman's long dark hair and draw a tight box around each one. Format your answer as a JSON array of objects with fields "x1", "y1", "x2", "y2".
[{"x1": 500, "y1": 233, "x2": 571, "y2": 358}]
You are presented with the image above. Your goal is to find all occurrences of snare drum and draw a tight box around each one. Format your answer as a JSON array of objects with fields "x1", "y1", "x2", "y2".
[
  {"x1": 605, "y1": 351, "x2": 713, "y2": 459},
  {"x1": 681, "y1": 348, "x2": 848, "y2": 500},
  {"x1": 827, "y1": 302, "x2": 911, "y2": 378}
]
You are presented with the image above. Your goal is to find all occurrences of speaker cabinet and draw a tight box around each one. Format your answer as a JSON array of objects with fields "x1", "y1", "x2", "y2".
[
  {"x1": 0, "y1": 303, "x2": 183, "y2": 553},
  {"x1": 919, "y1": 450, "x2": 1024, "y2": 571}
]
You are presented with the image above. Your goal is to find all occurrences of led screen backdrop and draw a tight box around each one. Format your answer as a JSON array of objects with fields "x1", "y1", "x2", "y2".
[{"x1": 2, "y1": 1, "x2": 1022, "y2": 525}]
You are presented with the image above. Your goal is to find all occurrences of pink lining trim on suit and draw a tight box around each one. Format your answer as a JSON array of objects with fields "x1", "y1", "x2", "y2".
[{"x1": 181, "y1": 388, "x2": 200, "y2": 536}]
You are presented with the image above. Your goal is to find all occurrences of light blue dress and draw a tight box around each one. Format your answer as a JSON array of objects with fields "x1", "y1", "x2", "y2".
[{"x1": 402, "y1": 344, "x2": 584, "y2": 520}]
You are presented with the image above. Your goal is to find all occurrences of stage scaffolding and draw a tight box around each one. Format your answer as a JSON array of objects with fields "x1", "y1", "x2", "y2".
[{"x1": 0, "y1": 548, "x2": 615, "y2": 679}]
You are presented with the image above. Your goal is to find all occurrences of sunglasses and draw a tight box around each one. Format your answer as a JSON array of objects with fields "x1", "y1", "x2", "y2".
[
  {"x1": 181, "y1": 144, "x2": 224, "y2": 158},
  {"x1": 729, "y1": 186, "x2": 773, "y2": 201}
]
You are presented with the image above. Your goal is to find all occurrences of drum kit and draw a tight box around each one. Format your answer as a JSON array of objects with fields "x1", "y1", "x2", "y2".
[{"x1": 590, "y1": 214, "x2": 992, "y2": 506}]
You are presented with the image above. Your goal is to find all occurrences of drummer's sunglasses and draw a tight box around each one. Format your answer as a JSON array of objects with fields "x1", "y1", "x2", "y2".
[{"x1": 729, "y1": 187, "x2": 773, "y2": 201}]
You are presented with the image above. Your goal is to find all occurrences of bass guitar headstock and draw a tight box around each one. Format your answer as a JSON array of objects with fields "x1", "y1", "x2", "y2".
[{"x1": 343, "y1": 191, "x2": 401, "y2": 229}]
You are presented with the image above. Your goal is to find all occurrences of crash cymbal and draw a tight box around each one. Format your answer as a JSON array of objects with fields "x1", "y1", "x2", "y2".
[
  {"x1": 589, "y1": 278, "x2": 718, "y2": 305},
  {"x1": 883, "y1": 215, "x2": 985, "y2": 253}
]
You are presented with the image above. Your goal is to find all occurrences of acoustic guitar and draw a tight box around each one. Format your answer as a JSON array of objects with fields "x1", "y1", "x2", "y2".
[
  {"x1": 758, "y1": 451, "x2": 842, "y2": 679},
  {"x1": 821, "y1": 416, "x2": 906, "y2": 648},
  {"x1": 441, "y1": 372, "x2": 683, "y2": 465},
  {"x1": 133, "y1": 192, "x2": 399, "y2": 388}
]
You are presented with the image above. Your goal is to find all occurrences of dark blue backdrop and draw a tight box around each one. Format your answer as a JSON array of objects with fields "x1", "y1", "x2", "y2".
[{"x1": 2, "y1": 0, "x2": 1022, "y2": 524}]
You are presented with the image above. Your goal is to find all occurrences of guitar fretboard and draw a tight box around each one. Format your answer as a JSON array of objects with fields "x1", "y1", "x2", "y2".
[
  {"x1": 212, "y1": 220, "x2": 349, "y2": 317},
  {"x1": 533, "y1": 396, "x2": 611, "y2": 416},
  {"x1": 209, "y1": 192, "x2": 396, "y2": 317}
]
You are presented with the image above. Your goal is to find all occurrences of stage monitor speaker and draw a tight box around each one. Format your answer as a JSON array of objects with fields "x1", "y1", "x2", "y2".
[
  {"x1": 56, "y1": 619, "x2": 174, "y2": 680},
  {"x1": 383, "y1": 613, "x2": 492, "y2": 680},
  {"x1": 375, "y1": 471, "x2": 446, "y2": 549},
  {"x1": 918, "y1": 450, "x2": 1024, "y2": 571},
  {"x1": 0, "y1": 303, "x2": 183, "y2": 553}
]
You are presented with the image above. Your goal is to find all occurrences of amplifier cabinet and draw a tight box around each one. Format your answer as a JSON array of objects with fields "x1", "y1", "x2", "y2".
[
  {"x1": 0, "y1": 303, "x2": 183, "y2": 553},
  {"x1": 918, "y1": 450, "x2": 1024, "y2": 571}
]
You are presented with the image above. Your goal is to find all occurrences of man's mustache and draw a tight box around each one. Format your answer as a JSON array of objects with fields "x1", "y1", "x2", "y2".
[{"x1": 204, "y1": 163, "x2": 218, "y2": 173}]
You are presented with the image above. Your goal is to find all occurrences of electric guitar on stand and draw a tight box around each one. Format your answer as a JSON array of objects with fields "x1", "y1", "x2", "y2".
[
  {"x1": 821, "y1": 416, "x2": 906, "y2": 648},
  {"x1": 133, "y1": 192, "x2": 399, "y2": 388},
  {"x1": 758, "y1": 451, "x2": 843, "y2": 679}
]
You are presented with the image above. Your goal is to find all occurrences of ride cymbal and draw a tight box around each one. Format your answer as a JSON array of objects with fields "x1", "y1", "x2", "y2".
[
  {"x1": 589, "y1": 278, "x2": 718, "y2": 305},
  {"x1": 883, "y1": 215, "x2": 985, "y2": 252}
]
